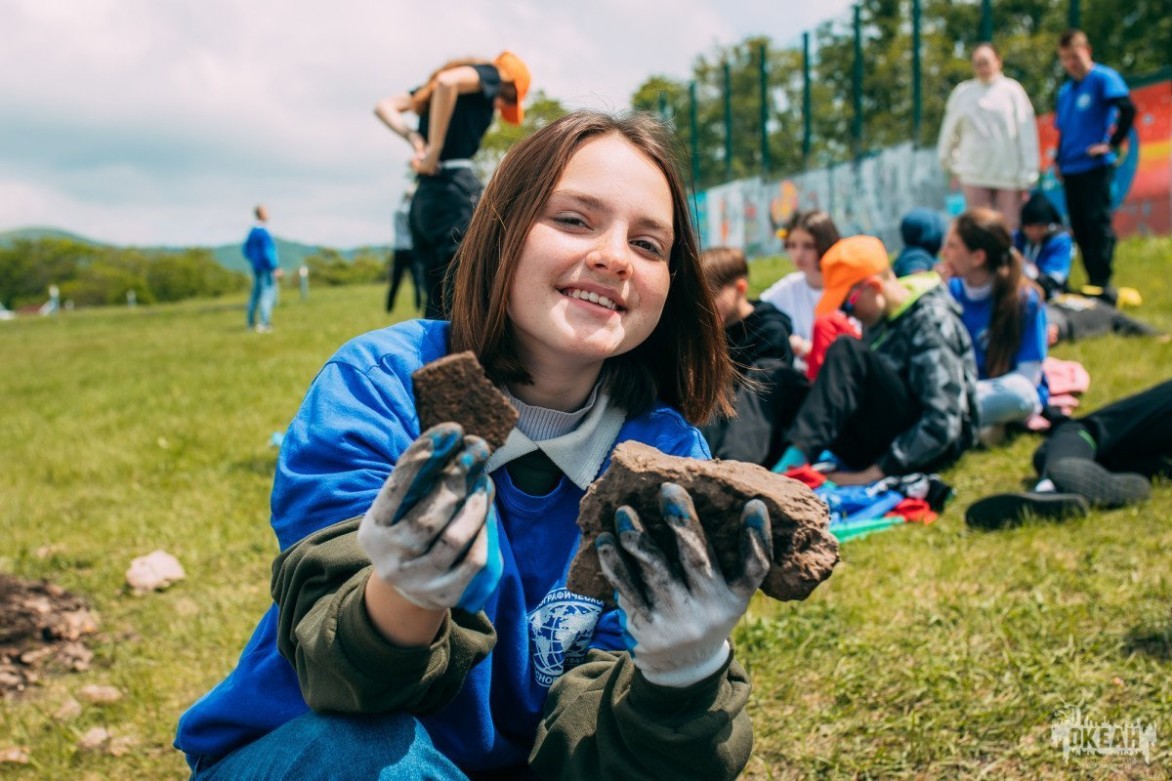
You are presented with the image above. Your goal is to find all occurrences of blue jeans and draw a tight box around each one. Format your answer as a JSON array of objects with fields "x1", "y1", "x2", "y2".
[
  {"x1": 248, "y1": 270, "x2": 276, "y2": 328},
  {"x1": 977, "y1": 373, "x2": 1042, "y2": 426},
  {"x1": 189, "y1": 711, "x2": 467, "y2": 780}
]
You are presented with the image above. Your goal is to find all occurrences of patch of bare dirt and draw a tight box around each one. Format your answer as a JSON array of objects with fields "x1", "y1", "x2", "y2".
[{"x1": 0, "y1": 573, "x2": 99, "y2": 697}]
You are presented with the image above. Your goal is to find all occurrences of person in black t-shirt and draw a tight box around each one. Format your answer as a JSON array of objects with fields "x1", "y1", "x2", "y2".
[{"x1": 375, "y1": 52, "x2": 531, "y2": 319}]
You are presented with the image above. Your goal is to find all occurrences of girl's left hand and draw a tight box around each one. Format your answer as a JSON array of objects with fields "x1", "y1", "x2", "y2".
[
  {"x1": 595, "y1": 483, "x2": 772, "y2": 688},
  {"x1": 411, "y1": 149, "x2": 440, "y2": 176}
]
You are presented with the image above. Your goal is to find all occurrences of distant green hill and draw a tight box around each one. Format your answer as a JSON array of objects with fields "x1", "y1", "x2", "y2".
[
  {"x1": 0, "y1": 226, "x2": 105, "y2": 246},
  {"x1": 0, "y1": 227, "x2": 389, "y2": 273}
]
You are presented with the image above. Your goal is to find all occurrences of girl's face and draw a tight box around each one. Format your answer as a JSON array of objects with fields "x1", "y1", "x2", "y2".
[
  {"x1": 507, "y1": 133, "x2": 673, "y2": 377},
  {"x1": 784, "y1": 227, "x2": 823, "y2": 288},
  {"x1": 941, "y1": 226, "x2": 984, "y2": 279},
  {"x1": 971, "y1": 47, "x2": 1001, "y2": 83}
]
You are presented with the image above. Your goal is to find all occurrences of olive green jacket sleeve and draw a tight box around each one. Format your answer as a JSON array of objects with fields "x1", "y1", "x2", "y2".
[
  {"x1": 270, "y1": 517, "x2": 496, "y2": 714},
  {"x1": 529, "y1": 646, "x2": 754, "y2": 781}
]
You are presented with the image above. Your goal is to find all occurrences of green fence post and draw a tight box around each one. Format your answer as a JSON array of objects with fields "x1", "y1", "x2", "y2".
[
  {"x1": 980, "y1": 0, "x2": 992, "y2": 41},
  {"x1": 689, "y1": 80, "x2": 700, "y2": 186},
  {"x1": 912, "y1": 0, "x2": 922, "y2": 146},
  {"x1": 853, "y1": 4, "x2": 863, "y2": 159},
  {"x1": 803, "y1": 31, "x2": 812, "y2": 170},
  {"x1": 723, "y1": 60, "x2": 733, "y2": 180},
  {"x1": 758, "y1": 42, "x2": 770, "y2": 178}
]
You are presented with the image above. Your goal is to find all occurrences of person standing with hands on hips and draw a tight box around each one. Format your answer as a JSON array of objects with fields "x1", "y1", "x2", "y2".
[
  {"x1": 937, "y1": 43, "x2": 1039, "y2": 231},
  {"x1": 176, "y1": 111, "x2": 770, "y2": 780},
  {"x1": 375, "y1": 52, "x2": 531, "y2": 319},
  {"x1": 1054, "y1": 29, "x2": 1136, "y2": 303}
]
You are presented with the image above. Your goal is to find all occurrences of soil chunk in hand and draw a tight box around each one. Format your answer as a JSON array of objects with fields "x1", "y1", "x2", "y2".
[
  {"x1": 567, "y1": 441, "x2": 839, "y2": 605},
  {"x1": 412, "y1": 352, "x2": 519, "y2": 450}
]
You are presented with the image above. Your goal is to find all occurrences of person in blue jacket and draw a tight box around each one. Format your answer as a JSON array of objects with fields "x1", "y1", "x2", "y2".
[
  {"x1": 941, "y1": 208, "x2": 1048, "y2": 439},
  {"x1": 243, "y1": 204, "x2": 283, "y2": 332},
  {"x1": 175, "y1": 111, "x2": 772, "y2": 781},
  {"x1": 892, "y1": 207, "x2": 948, "y2": 278},
  {"x1": 1013, "y1": 191, "x2": 1073, "y2": 300}
]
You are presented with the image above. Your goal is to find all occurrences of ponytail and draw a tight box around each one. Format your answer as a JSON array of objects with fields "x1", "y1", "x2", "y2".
[
  {"x1": 955, "y1": 209, "x2": 1031, "y2": 378},
  {"x1": 985, "y1": 246, "x2": 1026, "y2": 378}
]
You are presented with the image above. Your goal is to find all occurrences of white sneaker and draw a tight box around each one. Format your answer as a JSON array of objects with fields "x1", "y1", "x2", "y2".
[{"x1": 254, "y1": 324, "x2": 272, "y2": 333}]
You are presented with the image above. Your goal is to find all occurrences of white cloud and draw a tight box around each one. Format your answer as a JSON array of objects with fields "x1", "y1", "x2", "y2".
[{"x1": 0, "y1": 0, "x2": 855, "y2": 248}]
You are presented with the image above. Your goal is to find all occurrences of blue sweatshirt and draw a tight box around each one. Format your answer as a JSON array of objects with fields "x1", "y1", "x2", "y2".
[
  {"x1": 174, "y1": 319, "x2": 710, "y2": 769},
  {"x1": 1055, "y1": 63, "x2": 1129, "y2": 175},
  {"x1": 947, "y1": 278, "x2": 1049, "y2": 405},
  {"x1": 243, "y1": 225, "x2": 279, "y2": 274},
  {"x1": 1013, "y1": 228, "x2": 1073, "y2": 291}
]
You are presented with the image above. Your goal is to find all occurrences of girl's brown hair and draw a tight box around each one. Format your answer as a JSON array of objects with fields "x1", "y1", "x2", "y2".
[
  {"x1": 784, "y1": 210, "x2": 841, "y2": 262},
  {"x1": 448, "y1": 110, "x2": 733, "y2": 424},
  {"x1": 700, "y1": 246, "x2": 749, "y2": 292},
  {"x1": 954, "y1": 207, "x2": 1031, "y2": 378}
]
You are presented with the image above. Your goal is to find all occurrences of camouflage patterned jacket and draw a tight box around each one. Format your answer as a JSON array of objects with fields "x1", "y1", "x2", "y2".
[{"x1": 866, "y1": 275, "x2": 979, "y2": 475}]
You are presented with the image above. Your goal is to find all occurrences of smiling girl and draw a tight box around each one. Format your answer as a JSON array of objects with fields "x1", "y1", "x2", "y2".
[{"x1": 176, "y1": 111, "x2": 771, "y2": 781}]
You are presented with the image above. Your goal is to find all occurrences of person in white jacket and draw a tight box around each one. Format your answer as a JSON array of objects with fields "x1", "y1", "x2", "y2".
[{"x1": 937, "y1": 43, "x2": 1040, "y2": 231}]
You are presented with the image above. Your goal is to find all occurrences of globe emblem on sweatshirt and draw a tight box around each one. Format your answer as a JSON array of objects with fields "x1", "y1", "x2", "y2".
[{"x1": 528, "y1": 588, "x2": 603, "y2": 687}]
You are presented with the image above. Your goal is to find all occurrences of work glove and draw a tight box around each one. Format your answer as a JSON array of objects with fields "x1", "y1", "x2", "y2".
[
  {"x1": 595, "y1": 483, "x2": 772, "y2": 688},
  {"x1": 357, "y1": 422, "x2": 503, "y2": 613}
]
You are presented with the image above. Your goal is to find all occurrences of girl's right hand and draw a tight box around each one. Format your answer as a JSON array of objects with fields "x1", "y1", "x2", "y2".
[
  {"x1": 408, "y1": 130, "x2": 427, "y2": 157},
  {"x1": 357, "y1": 423, "x2": 502, "y2": 612}
]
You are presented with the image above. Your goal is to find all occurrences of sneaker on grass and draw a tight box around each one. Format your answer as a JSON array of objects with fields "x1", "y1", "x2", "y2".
[
  {"x1": 965, "y1": 492, "x2": 1089, "y2": 530},
  {"x1": 1047, "y1": 459, "x2": 1150, "y2": 508}
]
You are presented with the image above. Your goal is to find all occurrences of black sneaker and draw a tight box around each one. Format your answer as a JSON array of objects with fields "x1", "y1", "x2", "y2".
[
  {"x1": 1047, "y1": 459, "x2": 1151, "y2": 508},
  {"x1": 965, "y1": 492, "x2": 1090, "y2": 530}
]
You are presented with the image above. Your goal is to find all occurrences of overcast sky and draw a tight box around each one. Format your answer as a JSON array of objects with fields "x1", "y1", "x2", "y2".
[{"x1": 0, "y1": 0, "x2": 857, "y2": 249}]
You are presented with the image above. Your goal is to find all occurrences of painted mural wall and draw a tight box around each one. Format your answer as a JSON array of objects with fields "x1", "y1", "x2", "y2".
[{"x1": 696, "y1": 79, "x2": 1171, "y2": 256}]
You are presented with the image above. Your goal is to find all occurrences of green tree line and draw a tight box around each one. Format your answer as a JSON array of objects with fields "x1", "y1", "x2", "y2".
[
  {"x1": 0, "y1": 238, "x2": 245, "y2": 310},
  {"x1": 302, "y1": 248, "x2": 387, "y2": 286}
]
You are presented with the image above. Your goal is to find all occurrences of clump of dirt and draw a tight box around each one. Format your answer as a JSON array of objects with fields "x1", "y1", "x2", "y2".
[
  {"x1": 413, "y1": 351, "x2": 519, "y2": 450},
  {"x1": 567, "y1": 441, "x2": 839, "y2": 605},
  {"x1": 0, "y1": 574, "x2": 99, "y2": 697}
]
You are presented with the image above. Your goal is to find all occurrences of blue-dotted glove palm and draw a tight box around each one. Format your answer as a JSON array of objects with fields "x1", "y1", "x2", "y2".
[
  {"x1": 357, "y1": 423, "x2": 502, "y2": 613},
  {"x1": 595, "y1": 483, "x2": 772, "y2": 688}
]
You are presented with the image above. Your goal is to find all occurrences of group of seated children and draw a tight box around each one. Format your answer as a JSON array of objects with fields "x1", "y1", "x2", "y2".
[
  {"x1": 701, "y1": 192, "x2": 1158, "y2": 488},
  {"x1": 702, "y1": 210, "x2": 980, "y2": 486}
]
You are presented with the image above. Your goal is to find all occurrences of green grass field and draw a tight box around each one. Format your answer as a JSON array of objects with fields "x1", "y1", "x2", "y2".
[{"x1": 2, "y1": 238, "x2": 1170, "y2": 779}]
